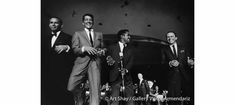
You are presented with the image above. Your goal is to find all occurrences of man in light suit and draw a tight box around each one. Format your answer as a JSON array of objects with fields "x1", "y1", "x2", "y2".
[
  {"x1": 161, "y1": 31, "x2": 194, "y2": 105},
  {"x1": 67, "y1": 13, "x2": 104, "y2": 105},
  {"x1": 106, "y1": 29, "x2": 135, "y2": 105},
  {"x1": 42, "y1": 17, "x2": 74, "y2": 105}
]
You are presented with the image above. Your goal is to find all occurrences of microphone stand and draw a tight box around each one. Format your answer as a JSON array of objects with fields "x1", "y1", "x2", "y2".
[
  {"x1": 119, "y1": 52, "x2": 126, "y2": 105},
  {"x1": 119, "y1": 55, "x2": 125, "y2": 92}
]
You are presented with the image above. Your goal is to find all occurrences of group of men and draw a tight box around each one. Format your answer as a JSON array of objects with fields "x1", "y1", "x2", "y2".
[{"x1": 42, "y1": 13, "x2": 194, "y2": 105}]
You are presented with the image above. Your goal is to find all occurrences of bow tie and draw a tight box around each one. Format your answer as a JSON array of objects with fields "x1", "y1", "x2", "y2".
[{"x1": 51, "y1": 33, "x2": 57, "y2": 37}]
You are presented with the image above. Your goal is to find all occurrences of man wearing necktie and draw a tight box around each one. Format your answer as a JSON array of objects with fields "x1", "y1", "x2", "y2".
[
  {"x1": 161, "y1": 31, "x2": 194, "y2": 105},
  {"x1": 42, "y1": 17, "x2": 74, "y2": 105},
  {"x1": 106, "y1": 29, "x2": 134, "y2": 105},
  {"x1": 67, "y1": 13, "x2": 104, "y2": 105}
]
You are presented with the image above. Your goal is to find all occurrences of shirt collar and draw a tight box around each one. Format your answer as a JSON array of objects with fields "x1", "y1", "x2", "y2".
[
  {"x1": 51, "y1": 31, "x2": 61, "y2": 37},
  {"x1": 118, "y1": 41, "x2": 127, "y2": 47},
  {"x1": 84, "y1": 28, "x2": 93, "y2": 32},
  {"x1": 118, "y1": 41, "x2": 124, "y2": 45},
  {"x1": 170, "y1": 42, "x2": 177, "y2": 47}
]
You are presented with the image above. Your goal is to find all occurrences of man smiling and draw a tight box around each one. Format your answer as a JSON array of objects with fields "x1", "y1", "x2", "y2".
[{"x1": 67, "y1": 13, "x2": 104, "y2": 105}]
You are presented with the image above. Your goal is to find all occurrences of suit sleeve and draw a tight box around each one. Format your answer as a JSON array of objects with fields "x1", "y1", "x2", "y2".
[
  {"x1": 125, "y1": 49, "x2": 134, "y2": 72},
  {"x1": 65, "y1": 34, "x2": 73, "y2": 53},
  {"x1": 72, "y1": 32, "x2": 84, "y2": 55},
  {"x1": 100, "y1": 32, "x2": 104, "y2": 48}
]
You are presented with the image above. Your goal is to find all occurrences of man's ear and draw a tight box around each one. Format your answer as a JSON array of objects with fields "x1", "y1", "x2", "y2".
[
  {"x1": 61, "y1": 24, "x2": 64, "y2": 28},
  {"x1": 175, "y1": 37, "x2": 178, "y2": 41}
]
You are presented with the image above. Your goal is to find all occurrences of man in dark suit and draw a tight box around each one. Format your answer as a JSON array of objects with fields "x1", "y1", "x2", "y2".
[
  {"x1": 161, "y1": 31, "x2": 194, "y2": 105},
  {"x1": 67, "y1": 13, "x2": 105, "y2": 105},
  {"x1": 137, "y1": 73, "x2": 150, "y2": 105},
  {"x1": 43, "y1": 17, "x2": 74, "y2": 105},
  {"x1": 106, "y1": 29, "x2": 135, "y2": 105}
]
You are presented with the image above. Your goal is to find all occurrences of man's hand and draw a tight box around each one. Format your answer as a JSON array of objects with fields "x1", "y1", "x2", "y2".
[
  {"x1": 55, "y1": 45, "x2": 69, "y2": 54},
  {"x1": 83, "y1": 46, "x2": 97, "y2": 55},
  {"x1": 187, "y1": 57, "x2": 194, "y2": 66},
  {"x1": 169, "y1": 60, "x2": 179, "y2": 67},
  {"x1": 120, "y1": 68, "x2": 128, "y2": 75},
  {"x1": 96, "y1": 48, "x2": 106, "y2": 56},
  {"x1": 187, "y1": 57, "x2": 194, "y2": 68},
  {"x1": 106, "y1": 56, "x2": 115, "y2": 66}
]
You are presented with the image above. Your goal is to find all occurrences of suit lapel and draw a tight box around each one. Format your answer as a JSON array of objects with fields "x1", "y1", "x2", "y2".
[
  {"x1": 167, "y1": 46, "x2": 176, "y2": 59},
  {"x1": 93, "y1": 32, "x2": 98, "y2": 47},
  {"x1": 82, "y1": 30, "x2": 92, "y2": 46},
  {"x1": 54, "y1": 32, "x2": 63, "y2": 45},
  {"x1": 115, "y1": 43, "x2": 121, "y2": 60},
  {"x1": 52, "y1": 32, "x2": 63, "y2": 48},
  {"x1": 177, "y1": 45, "x2": 182, "y2": 58},
  {"x1": 116, "y1": 43, "x2": 121, "y2": 53},
  {"x1": 94, "y1": 32, "x2": 97, "y2": 41}
]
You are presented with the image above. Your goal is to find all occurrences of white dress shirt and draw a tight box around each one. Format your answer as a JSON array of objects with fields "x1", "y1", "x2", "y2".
[
  {"x1": 118, "y1": 41, "x2": 127, "y2": 57},
  {"x1": 51, "y1": 31, "x2": 61, "y2": 47},
  {"x1": 118, "y1": 41, "x2": 125, "y2": 53},
  {"x1": 139, "y1": 79, "x2": 143, "y2": 85},
  {"x1": 84, "y1": 28, "x2": 94, "y2": 42},
  {"x1": 51, "y1": 31, "x2": 70, "y2": 52},
  {"x1": 170, "y1": 43, "x2": 178, "y2": 56}
]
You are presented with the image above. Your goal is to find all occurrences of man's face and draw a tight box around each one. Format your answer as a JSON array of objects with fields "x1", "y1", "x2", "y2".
[
  {"x1": 83, "y1": 15, "x2": 93, "y2": 29},
  {"x1": 155, "y1": 86, "x2": 159, "y2": 90},
  {"x1": 137, "y1": 73, "x2": 143, "y2": 79},
  {"x1": 166, "y1": 32, "x2": 177, "y2": 45},
  {"x1": 49, "y1": 18, "x2": 62, "y2": 32},
  {"x1": 121, "y1": 32, "x2": 131, "y2": 43}
]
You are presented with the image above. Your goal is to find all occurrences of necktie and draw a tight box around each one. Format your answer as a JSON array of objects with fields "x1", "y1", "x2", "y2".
[
  {"x1": 172, "y1": 45, "x2": 177, "y2": 57},
  {"x1": 88, "y1": 30, "x2": 93, "y2": 47}
]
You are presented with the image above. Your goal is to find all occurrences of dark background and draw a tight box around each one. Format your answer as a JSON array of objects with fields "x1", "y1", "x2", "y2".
[{"x1": 41, "y1": 0, "x2": 194, "y2": 104}]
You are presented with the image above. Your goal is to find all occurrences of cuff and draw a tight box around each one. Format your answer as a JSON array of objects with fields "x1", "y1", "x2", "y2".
[
  {"x1": 81, "y1": 46, "x2": 85, "y2": 53},
  {"x1": 169, "y1": 61, "x2": 172, "y2": 67},
  {"x1": 66, "y1": 45, "x2": 70, "y2": 52}
]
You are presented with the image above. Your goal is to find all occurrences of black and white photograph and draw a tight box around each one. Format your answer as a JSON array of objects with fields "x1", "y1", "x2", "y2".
[
  {"x1": 3, "y1": 0, "x2": 235, "y2": 105},
  {"x1": 41, "y1": 0, "x2": 194, "y2": 105}
]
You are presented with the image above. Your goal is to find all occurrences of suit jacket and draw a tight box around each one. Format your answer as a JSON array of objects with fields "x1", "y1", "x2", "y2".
[
  {"x1": 68, "y1": 30, "x2": 103, "y2": 89},
  {"x1": 45, "y1": 31, "x2": 73, "y2": 89},
  {"x1": 72, "y1": 30, "x2": 103, "y2": 63},
  {"x1": 47, "y1": 31, "x2": 73, "y2": 69},
  {"x1": 107, "y1": 43, "x2": 134, "y2": 85},
  {"x1": 161, "y1": 44, "x2": 190, "y2": 83},
  {"x1": 138, "y1": 79, "x2": 150, "y2": 97}
]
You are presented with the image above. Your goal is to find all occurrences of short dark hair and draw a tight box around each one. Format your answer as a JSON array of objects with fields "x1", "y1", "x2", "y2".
[
  {"x1": 166, "y1": 31, "x2": 177, "y2": 37},
  {"x1": 117, "y1": 29, "x2": 129, "y2": 40},
  {"x1": 82, "y1": 13, "x2": 94, "y2": 22},
  {"x1": 49, "y1": 16, "x2": 63, "y2": 25}
]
